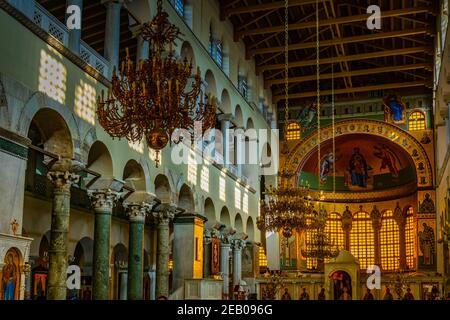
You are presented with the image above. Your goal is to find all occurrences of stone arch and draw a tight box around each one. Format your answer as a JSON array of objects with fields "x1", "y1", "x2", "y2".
[
  {"x1": 27, "y1": 107, "x2": 74, "y2": 159},
  {"x1": 87, "y1": 141, "x2": 113, "y2": 177},
  {"x1": 234, "y1": 105, "x2": 243, "y2": 128},
  {"x1": 284, "y1": 119, "x2": 433, "y2": 189},
  {"x1": 180, "y1": 41, "x2": 196, "y2": 70},
  {"x1": 73, "y1": 237, "x2": 94, "y2": 275},
  {"x1": 220, "y1": 89, "x2": 232, "y2": 114},
  {"x1": 246, "y1": 216, "x2": 255, "y2": 241},
  {"x1": 204, "y1": 197, "x2": 216, "y2": 229},
  {"x1": 178, "y1": 184, "x2": 195, "y2": 213},
  {"x1": 155, "y1": 174, "x2": 172, "y2": 203},
  {"x1": 220, "y1": 206, "x2": 231, "y2": 228},
  {"x1": 122, "y1": 159, "x2": 146, "y2": 191},
  {"x1": 19, "y1": 92, "x2": 80, "y2": 151},
  {"x1": 204, "y1": 69, "x2": 217, "y2": 98},
  {"x1": 234, "y1": 213, "x2": 243, "y2": 232},
  {"x1": 246, "y1": 117, "x2": 254, "y2": 130}
]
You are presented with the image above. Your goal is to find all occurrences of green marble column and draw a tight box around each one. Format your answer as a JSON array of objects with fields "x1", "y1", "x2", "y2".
[
  {"x1": 46, "y1": 168, "x2": 79, "y2": 300},
  {"x1": 126, "y1": 204, "x2": 147, "y2": 300},
  {"x1": 89, "y1": 190, "x2": 119, "y2": 300},
  {"x1": 153, "y1": 203, "x2": 177, "y2": 298}
]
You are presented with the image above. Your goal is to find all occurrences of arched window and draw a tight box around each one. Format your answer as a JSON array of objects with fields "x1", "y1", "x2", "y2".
[
  {"x1": 380, "y1": 210, "x2": 400, "y2": 271},
  {"x1": 174, "y1": 0, "x2": 184, "y2": 16},
  {"x1": 325, "y1": 213, "x2": 344, "y2": 250},
  {"x1": 408, "y1": 111, "x2": 426, "y2": 131},
  {"x1": 350, "y1": 211, "x2": 375, "y2": 270},
  {"x1": 324, "y1": 213, "x2": 344, "y2": 263},
  {"x1": 209, "y1": 25, "x2": 223, "y2": 68},
  {"x1": 286, "y1": 122, "x2": 301, "y2": 141},
  {"x1": 405, "y1": 207, "x2": 415, "y2": 269}
]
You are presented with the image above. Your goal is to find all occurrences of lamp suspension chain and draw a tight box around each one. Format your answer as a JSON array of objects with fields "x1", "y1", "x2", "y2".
[
  {"x1": 316, "y1": 0, "x2": 321, "y2": 197},
  {"x1": 284, "y1": 0, "x2": 289, "y2": 125}
]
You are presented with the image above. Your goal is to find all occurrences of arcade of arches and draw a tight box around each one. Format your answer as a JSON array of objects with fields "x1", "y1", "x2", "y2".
[{"x1": 0, "y1": 0, "x2": 450, "y2": 302}]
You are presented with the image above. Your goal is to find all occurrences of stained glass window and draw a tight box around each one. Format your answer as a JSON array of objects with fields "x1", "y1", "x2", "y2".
[
  {"x1": 350, "y1": 211, "x2": 375, "y2": 270},
  {"x1": 408, "y1": 111, "x2": 426, "y2": 131},
  {"x1": 405, "y1": 207, "x2": 415, "y2": 269},
  {"x1": 286, "y1": 122, "x2": 301, "y2": 141},
  {"x1": 380, "y1": 210, "x2": 400, "y2": 271}
]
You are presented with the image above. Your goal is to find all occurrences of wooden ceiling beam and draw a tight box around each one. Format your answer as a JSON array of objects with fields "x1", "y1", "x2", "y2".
[
  {"x1": 237, "y1": 7, "x2": 433, "y2": 38},
  {"x1": 266, "y1": 63, "x2": 433, "y2": 87},
  {"x1": 222, "y1": 0, "x2": 326, "y2": 20},
  {"x1": 272, "y1": 80, "x2": 430, "y2": 102},
  {"x1": 250, "y1": 27, "x2": 431, "y2": 56},
  {"x1": 257, "y1": 46, "x2": 433, "y2": 73}
]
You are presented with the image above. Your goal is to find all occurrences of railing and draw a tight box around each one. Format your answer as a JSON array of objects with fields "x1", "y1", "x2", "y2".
[
  {"x1": 22, "y1": 1, "x2": 109, "y2": 77},
  {"x1": 32, "y1": 2, "x2": 69, "y2": 46},
  {"x1": 80, "y1": 40, "x2": 110, "y2": 77}
]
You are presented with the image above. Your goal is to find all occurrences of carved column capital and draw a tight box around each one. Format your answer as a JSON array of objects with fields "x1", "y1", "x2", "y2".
[
  {"x1": 231, "y1": 239, "x2": 246, "y2": 251},
  {"x1": 124, "y1": 191, "x2": 159, "y2": 223},
  {"x1": 88, "y1": 190, "x2": 120, "y2": 212},
  {"x1": 47, "y1": 170, "x2": 80, "y2": 192},
  {"x1": 204, "y1": 229, "x2": 213, "y2": 245},
  {"x1": 152, "y1": 203, "x2": 179, "y2": 225}
]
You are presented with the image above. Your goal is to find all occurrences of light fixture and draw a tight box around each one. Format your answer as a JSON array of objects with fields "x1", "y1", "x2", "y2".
[{"x1": 97, "y1": 0, "x2": 216, "y2": 167}]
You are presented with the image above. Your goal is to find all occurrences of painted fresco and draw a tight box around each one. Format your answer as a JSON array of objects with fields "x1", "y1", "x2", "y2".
[{"x1": 299, "y1": 134, "x2": 415, "y2": 191}]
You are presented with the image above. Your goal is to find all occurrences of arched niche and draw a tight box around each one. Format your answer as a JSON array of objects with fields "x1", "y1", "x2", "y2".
[
  {"x1": 204, "y1": 198, "x2": 216, "y2": 229},
  {"x1": 154, "y1": 174, "x2": 172, "y2": 203},
  {"x1": 205, "y1": 69, "x2": 217, "y2": 98},
  {"x1": 27, "y1": 108, "x2": 73, "y2": 159},
  {"x1": 73, "y1": 237, "x2": 94, "y2": 276},
  {"x1": 246, "y1": 216, "x2": 255, "y2": 241},
  {"x1": 87, "y1": 141, "x2": 113, "y2": 177},
  {"x1": 220, "y1": 89, "x2": 232, "y2": 114},
  {"x1": 234, "y1": 213, "x2": 243, "y2": 233},
  {"x1": 234, "y1": 105, "x2": 243, "y2": 128},
  {"x1": 220, "y1": 206, "x2": 231, "y2": 228},
  {"x1": 122, "y1": 159, "x2": 146, "y2": 191},
  {"x1": 180, "y1": 41, "x2": 196, "y2": 71},
  {"x1": 178, "y1": 184, "x2": 195, "y2": 213}
]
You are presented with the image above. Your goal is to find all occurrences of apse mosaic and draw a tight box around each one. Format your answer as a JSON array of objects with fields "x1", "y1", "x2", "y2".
[{"x1": 298, "y1": 134, "x2": 416, "y2": 192}]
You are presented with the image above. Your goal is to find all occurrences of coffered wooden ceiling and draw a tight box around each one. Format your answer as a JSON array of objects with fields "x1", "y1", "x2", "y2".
[{"x1": 219, "y1": 0, "x2": 437, "y2": 107}]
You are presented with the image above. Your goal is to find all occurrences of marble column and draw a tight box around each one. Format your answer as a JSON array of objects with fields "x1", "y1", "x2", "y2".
[
  {"x1": 46, "y1": 161, "x2": 80, "y2": 300},
  {"x1": 218, "y1": 114, "x2": 233, "y2": 166},
  {"x1": 66, "y1": 0, "x2": 83, "y2": 54},
  {"x1": 231, "y1": 239, "x2": 246, "y2": 288},
  {"x1": 119, "y1": 271, "x2": 128, "y2": 300},
  {"x1": 125, "y1": 204, "x2": 146, "y2": 300},
  {"x1": 103, "y1": 0, "x2": 122, "y2": 76},
  {"x1": 88, "y1": 188, "x2": 120, "y2": 300},
  {"x1": 219, "y1": 235, "x2": 231, "y2": 299},
  {"x1": 203, "y1": 229, "x2": 212, "y2": 278},
  {"x1": 23, "y1": 262, "x2": 32, "y2": 300},
  {"x1": 153, "y1": 203, "x2": 177, "y2": 298}
]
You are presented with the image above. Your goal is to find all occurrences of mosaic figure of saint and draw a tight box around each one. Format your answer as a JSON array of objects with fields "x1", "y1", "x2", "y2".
[
  {"x1": 373, "y1": 144, "x2": 400, "y2": 178},
  {"x1": 383, "y1": 94, "x2": 405, "y2": 123},
  {"x1": 419, "y1": 223, "x2": 435, "y2": 266},
  {"x1": 348, "y1": 147, "x2": 368, "y2": 187}
]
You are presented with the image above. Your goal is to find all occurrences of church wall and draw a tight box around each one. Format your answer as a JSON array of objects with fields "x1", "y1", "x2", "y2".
[{"x1": 0, "y1": 0, "x2": 273, "y2": 246}]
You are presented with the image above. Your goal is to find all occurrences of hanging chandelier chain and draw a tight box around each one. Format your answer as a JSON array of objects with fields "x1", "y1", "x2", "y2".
[
  {"x1": 316, "y1": 0, "x2": 321, "y2": 195},
  {"x1": 284, "y1": 0, "x2": 289, "y2": 124}
]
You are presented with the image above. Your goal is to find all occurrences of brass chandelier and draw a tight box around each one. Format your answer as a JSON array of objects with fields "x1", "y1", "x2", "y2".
[{"x1": 97, "y1": 0, "x2": 216, "y2": 166}]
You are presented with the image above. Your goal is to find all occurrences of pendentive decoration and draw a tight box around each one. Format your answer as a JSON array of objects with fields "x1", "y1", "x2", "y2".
[{"x1": 97, "y1": 0, "x2": 216, "y2": 167}]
